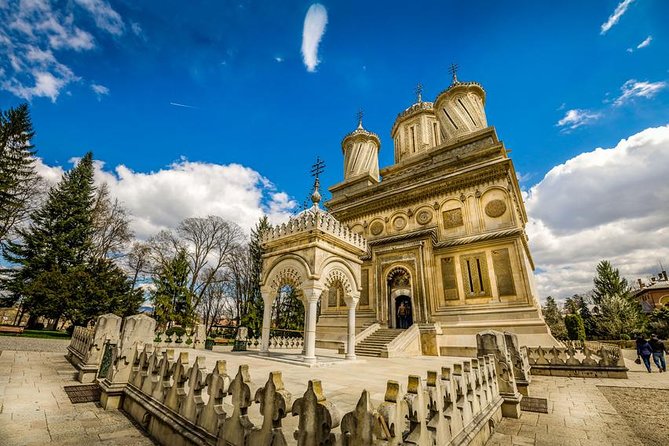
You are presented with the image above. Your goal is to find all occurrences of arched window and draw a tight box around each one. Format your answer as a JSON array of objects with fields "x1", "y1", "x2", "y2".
[{"x1": 327, "y1": 279, "x2": 346, "y2": 309}]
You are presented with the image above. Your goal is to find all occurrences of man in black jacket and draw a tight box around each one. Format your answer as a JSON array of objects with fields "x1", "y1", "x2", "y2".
[{"x1": 649, "y1": 334, "x2": 667, "y2": 372}]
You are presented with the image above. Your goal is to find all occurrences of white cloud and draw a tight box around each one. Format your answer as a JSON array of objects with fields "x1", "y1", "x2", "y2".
[
  {"x1": 91, "y1": 83, "x2": 109, "y2": 99},
  {"x1": 301, "y1": 4, "x2": 328, "y2": 72},
  {"x1": 274, "y1": 56, "x2": 284, "y2": 63},
  {"x1": 35, "y1": 158, "x2": 296, "y2": 239},
  {"x1": 614, "y1": 79, "x2": 667, "y2": 106},
  {"x1": 600, "y1": 0, "x2": 635, "y2": 35},
  {"x1": 169, "y1": 102, "x2": 197, "y2": 109},
  {"x1": 73, "y1": 0, "x2": 125, "y2": 36},
  {"x1": 526, "y1": 125, "x2": 669, "y2": 299},
  {"x1": 556, "y1": 109, "x2": 602, "y2": 131},
  {"x1": 637, "y1": 35, "x2": 652, "y2": 49},
  {"x1": 0, "y1": 0, "x2": 124, "y2": 101}
]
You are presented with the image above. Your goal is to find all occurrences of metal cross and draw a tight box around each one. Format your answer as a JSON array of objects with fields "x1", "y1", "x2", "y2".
[
  {"x1": 449, "y1": 63, "x2": 459, "y2": 83},
  {"x1": 310, "y1": 156, "x2": 325, "y2": 180},
  {"x1": 415, "y1": 83, "x2": 423, "y2": 102},
  {"x1": 356, "y1": 109, "x2": 364, "y2": 127}
]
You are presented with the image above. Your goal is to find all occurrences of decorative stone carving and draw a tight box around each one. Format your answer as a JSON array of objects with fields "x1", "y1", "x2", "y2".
[
  {"x1": 341, "y1": 390, "x2": 377, "y2": 445},
  {"x1": 324, "y1": 269, "x2": 353, "y2": 295},
  {"x1": 247, "y1": 371, "x2": 292, "y2": 445},
  {"x1": 476, "y1": 330, "x2": 522, "y2": 418},
  {"x1": 270, "y1": 267, "x2": 303, "y2": 293},
  {"x1": 198, "y1": 360, "x2": 230, "y2": 435},
  {"x1": 416, "y1": 209, "x2": 432, "y2": 225},
  {"x1": 485, "y1": 199, "x2": 507, "y2": 218},
  {"x1": 442, "y1": 208, "x2": 464, "y2": 228},
  {"x1": 393, "y1": 216, "x2": 407, "y2": 230},
  {"x1": 370, "y1": 220, "x2": 384, "y2": 235},
  {"x1": 221, "y1": 365, "x2": 254, "y2": 445},
  {"x1": 292, "y1": 380, "x2": 340, "y2": 446},
  {"x1": 376, "y1": 380, "x2": 409, "y2": 446}
]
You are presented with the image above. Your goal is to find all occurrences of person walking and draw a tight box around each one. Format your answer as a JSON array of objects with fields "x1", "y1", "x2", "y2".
[
  {"x1": 649, "y1": 334, "x2": 667, "y2": 373},
  {"x1": 398, "y1": 302, "x2": 408, "y2": 329},
  {"x1": 637, "y1": 335, "x2": 654, "y2": 373}
]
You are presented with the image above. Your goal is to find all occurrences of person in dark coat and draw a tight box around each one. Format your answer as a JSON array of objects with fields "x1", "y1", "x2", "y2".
[
  {"x1": 638, "y1": 336, "x2": 654, "y2": 373},
  {"x1": 649, "y1": 334, "x2": 667, "y2": 373}
]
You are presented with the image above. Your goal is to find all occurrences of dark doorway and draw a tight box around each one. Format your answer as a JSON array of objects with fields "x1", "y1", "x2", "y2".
[{"x1": 395, "y1": 296, "x2": 413, "y2": 329}]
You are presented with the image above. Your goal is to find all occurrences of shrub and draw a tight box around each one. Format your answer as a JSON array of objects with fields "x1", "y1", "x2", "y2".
[
  {"x1": 565, "y1": 314, "x2": 586, "y2": 341},
  {"x1": 165, "y1": 326, "x2": 187, "y2": 338},
  {"x1": 620, "y1": 333, "x2": 631, "y2": 341}
]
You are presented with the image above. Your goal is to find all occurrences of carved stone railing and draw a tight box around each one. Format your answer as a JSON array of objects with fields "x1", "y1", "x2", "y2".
[
  {"x1": 153, "y1": 324, "x2": 206, "y2": 350},
  {"x1": 526, "y1": 345, "x2": 628, "y2": 378},
  {"x1": 66, "y1": 313, "x2": 122, "y2": 382},
  {"x1": 121, "y1": 345, "x2": 503, "y2": 446},
  {"x1": 244, "y1": 336, "x2": 304, "y2": 350},
  {"x1": 262, "y1": 208, "x2": 368, "y2": 251},
  {"x1": 68, "y1": 326, "x2": 94, "y2": 359}
]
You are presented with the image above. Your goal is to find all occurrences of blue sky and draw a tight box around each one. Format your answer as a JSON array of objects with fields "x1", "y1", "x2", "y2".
[{"x1": 1, "y1": 0, "x2": 668, "y2": 299}]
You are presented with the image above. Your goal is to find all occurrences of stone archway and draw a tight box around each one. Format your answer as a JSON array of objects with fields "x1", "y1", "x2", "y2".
[{"x1": 387, "y1": 267, "x2": 414, "y2": 329}]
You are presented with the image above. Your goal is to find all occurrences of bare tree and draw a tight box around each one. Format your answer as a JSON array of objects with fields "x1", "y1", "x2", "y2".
[
  {"x1": 198, "y1": 271, "x2": 236, "y2": 333},
  {"x1": 90, "y1": 183, "x2": 133, "y2": 260},
  {"x1": 126, "y1": 241, "x2": 152, "y2": 290}
]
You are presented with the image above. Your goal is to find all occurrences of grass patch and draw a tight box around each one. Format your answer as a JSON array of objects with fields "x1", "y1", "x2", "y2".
[{"x1": 0, "y1": 329, "x2": 70, "y2": 339}]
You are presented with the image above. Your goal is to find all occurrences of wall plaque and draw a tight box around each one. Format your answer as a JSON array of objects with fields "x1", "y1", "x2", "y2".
[
  {"x1": 492, "y1": 248, "x2": 515, "y2": 296},
  {"x1": 442, "y1": 208, "x2": 464, "y2": 229},
  {"x1": 485, "y1": 199, "x2": 507, "y2": 218},
  {"x1": 393, "y1": 216, "x2": 407, "y2": 230},
  {"x1": 441, "y1": 257, "x2": 458, "y2": 301}
]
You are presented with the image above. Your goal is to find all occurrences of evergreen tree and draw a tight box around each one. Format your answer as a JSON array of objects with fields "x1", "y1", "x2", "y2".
[
  {"x1": 542, "y1": 296, "x2": 567, "y2": 340},
  {"x1": 152, "y1": 249, "x2": 195, "y2": 328},
  {"x1": 565, "y1": 313, "x2": 586, "y2": 341},
  {"x1": 593, "y1": 260, "x2": 630, "y2": 304},
  {"x1": 0, "y1": 103, "x2": 39, "y2": 246},
  {"x1": 577, "y1": 294, "x2": 596, "y2": 338},
  {"x1": 595, "y1": 293, "x2": 644, "y2": 339},
  {"x1": 3, "y1": 153, "x2": 140, "y2": 326},
  {"x1": 240, "y1": 216, "x2": 270, "y2": 336}
]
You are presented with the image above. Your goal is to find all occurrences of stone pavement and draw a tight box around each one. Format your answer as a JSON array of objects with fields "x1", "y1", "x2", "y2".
[
  {"x1": 0, "y1": 350, "x2": 154, "y2": 446},
  {"x1": 486, "y1": 352, "x2": 669, "y2": 446},
  {"x1": 0, "y1": 337, "x2": 70, "y2": 352}
]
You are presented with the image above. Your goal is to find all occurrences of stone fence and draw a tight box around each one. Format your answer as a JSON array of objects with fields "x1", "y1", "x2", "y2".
[
  {"x1": 526, "y1": 344, "x2": 628, "y2": 378},
  {"x1": 244, "y1": 335, "x2": 304, "y2": 350},
  {"x1": 119, "y1": 344, "x2": 503, "y2": 446},
  {"x1": 153, "y1": 325, "x2": 206, "y2": 350},
  {"x1": 66, "y1": 313, "x2": 122, "y2": 382}
]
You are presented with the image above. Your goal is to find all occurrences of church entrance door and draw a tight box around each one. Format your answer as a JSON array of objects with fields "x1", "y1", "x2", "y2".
[{"x1": 395, "y1": 295, "x2": 413, "y2": 329}]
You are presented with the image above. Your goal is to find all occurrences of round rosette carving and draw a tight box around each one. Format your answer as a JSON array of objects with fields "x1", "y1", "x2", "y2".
[
  {"x1": 485, "y1": 199, "x2": 507, "y2": 218},
  {"x1": 370, "y1": 220, "x2": 384, "y2": 236},
  {"x1": 416, "y1": 210, "x2": 432, "y2": 225},
  {"x1": 393, "y1": 216, "x2": 407, "y2": 230}
]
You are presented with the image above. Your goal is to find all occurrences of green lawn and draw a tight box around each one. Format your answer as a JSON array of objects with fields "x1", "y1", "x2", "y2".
[{"x1": 0, "y1": 329, "x2": 71, "y2": 339}]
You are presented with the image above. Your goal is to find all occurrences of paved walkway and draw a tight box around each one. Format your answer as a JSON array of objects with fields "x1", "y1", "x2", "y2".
[
  {"x1": 0, "y1": 350, "x2": 154, "y2": 446},
  {"x1": 486, "y1": 354, "x2": 669, "y2": 446}
]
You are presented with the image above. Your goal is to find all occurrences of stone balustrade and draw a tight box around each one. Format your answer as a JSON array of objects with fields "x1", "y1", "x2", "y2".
[
  {"x1": 244, "y1": 336, "x2": 304, "y2": 350},
  {"x1": 262, "y1": 208, "x2": 368, "y2": 251},
  {"x1": 526, "y1": 345, "x2": 628, "y2": 378},
  {"x1": 153, "y1": 324, "x2": 206, "y2": 350},
  {"x1": 120, "y1": 344, "x2": 503, "y2": 446},
  {"x1": 69, "y1": 326, "x2": 94, "y2": 359}
]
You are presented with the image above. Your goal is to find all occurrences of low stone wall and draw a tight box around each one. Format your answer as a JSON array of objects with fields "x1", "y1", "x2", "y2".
[
  {"x1": 119, "y1": 344, "x2": 503, "y2": 446},
  {"x1": 244, "y1": 335, "x2": 304, "y2": 350},
  {"x1": 153, "y1": 324, "x2": 206, "y2": 350},
  {"x1": 526, "y1": 345, "x2": 628, "y2": 379}
]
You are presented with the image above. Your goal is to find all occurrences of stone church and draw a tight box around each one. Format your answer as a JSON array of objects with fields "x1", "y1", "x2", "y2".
[{"x1": 316, "y1": 71, "x2": 557, "y2": 355}]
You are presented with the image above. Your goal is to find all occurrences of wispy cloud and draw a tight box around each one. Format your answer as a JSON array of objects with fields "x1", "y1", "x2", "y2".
[
  {"x1": 600, "y1": 0, "x2": 635, "y2": 35},
  {"x1": 627, "y1": 35, "x2": 652, "y2": 53},
  {"x1": 637, "y1": 35, "x2": 652, "y2": 49},
  {"x1": 91, "y1": 83, "x2": 109, "y2": 100},
  {"x1": 73, "y1": 0, "x2": 125, "y2": 36},
  {"x1": 0, "y1": 0, "x2": 124, "y2": 101},
  {"x1": 169, "y1": 102, "x2": 198, "y2": 109},
  {"x1": 556, "y1": 109, "x2": 602, "y2": 131},
  {"x1": 614, "y1": 79, "x2": 667, "y2": 106},
  {"x1": 274, "y1": 56, "x2": 284, "y2": 63},
  {"x1": 301, "y1": 4, "x2": 328, "y2": 72}
]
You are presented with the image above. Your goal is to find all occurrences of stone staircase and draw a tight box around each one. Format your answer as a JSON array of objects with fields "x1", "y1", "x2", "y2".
[{"x1": 355, "y1": 328, "x2": 405, "y2": 357}]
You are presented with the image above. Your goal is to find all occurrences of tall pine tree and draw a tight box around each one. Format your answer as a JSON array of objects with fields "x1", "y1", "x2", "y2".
[
  {"x1": 3, "y1": 152, "x2": 141, "y2": 326},
  {"x1": 593, "y1": 260, "x2": 630, "y2": 304},
  {"x1": 151, "y1": 249, "x2": 195, "y2": 328},
  {"x1": 0, "y1": 103, "x2": 39, "y2": 246},
  {"x1": 240, "y1": 216, "x2": 270, "y2": 336}
]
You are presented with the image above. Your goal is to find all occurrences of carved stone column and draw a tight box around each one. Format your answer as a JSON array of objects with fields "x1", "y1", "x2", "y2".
[
  {"x1": 504, "y1": 331, "x2": 531, "y2": 396},
  {"x1": 260, "y1": 290, "x2": 273, "y2": 355},
  {"x1": 345, "y1": 297, "x2": 359, "y2": 360},
  {"x1": 303, "y1": 288, "x2": 321, "y2": 363},
  {"x1": 476, "y1": 330, "x2": 522, "y2": 418}
]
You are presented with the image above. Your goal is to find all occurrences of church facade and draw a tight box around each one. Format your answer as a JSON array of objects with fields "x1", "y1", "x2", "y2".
[{"x1": 319, "y1": 73, "x2": 557, "y2": 353}]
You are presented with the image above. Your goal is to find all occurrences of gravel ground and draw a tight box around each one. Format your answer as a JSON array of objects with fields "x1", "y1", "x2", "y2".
[
  {"x1": 599, "y1": 386, "x2": 669, "y2": 446},
  {"x1": 0, "y1": 335, "x2": 69, "y2": 352}
]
